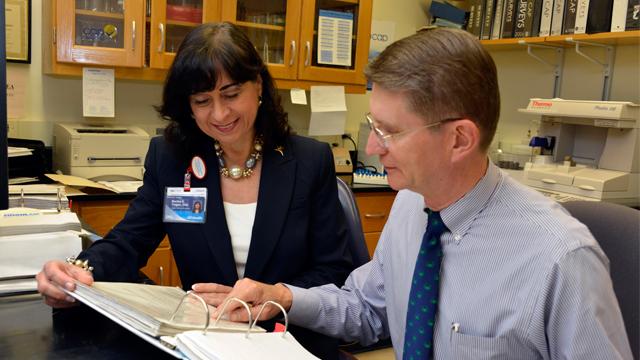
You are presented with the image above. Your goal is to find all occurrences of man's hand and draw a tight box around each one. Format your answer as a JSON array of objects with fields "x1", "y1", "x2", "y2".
[
  {"x1": 191, "y1": 283, "x2": 233, "y2": 307},
  {"x1": 213, "y1": 278, "x2": 293, "y2": 322},
  {"x1": 36, "y1": 260, "x2": 94, "y2": 308}
]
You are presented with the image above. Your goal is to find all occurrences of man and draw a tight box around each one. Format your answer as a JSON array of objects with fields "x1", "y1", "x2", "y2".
[{"x1": 216, "y1": 28, "x2": 632, "y2": 359}]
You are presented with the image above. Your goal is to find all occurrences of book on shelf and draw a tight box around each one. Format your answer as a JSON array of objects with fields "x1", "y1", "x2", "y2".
[
  {"x1": 551, "y1": 0, "x2": 566, "y2": 35},
  {"x1": 530, "y1": 0, "x2": 545, "y2": 36},
  {"x1": 432, "y1": 17, "x2": 465, "y2": 28},
  {"x1": 64, "y1": 282, "x2": 317, "y2": 359},
  {"x1": 562, "y1": 0, "x2": 578, "y2": 34},
  {"x1": 514, "y1": 0, "x2": 534, "y2": 37},
  {"x1": 573, "y1": 0, "x2": 591, "y2": 34},
  {"x1": 538, "y1": 0, "x2": 555, "y2": 36},
  {"x1": 627, "y1": 0, "x2": 640, "y2": 30},
  {"x1": 586, "y1": 0, "x2": 614, "y2": 33},
  {"x1": 482, "y1": 0, "x2": 496, "y2": 39},
  {"x1": 491, "y1": 0, "x2": 507, "y2": 39},
  {"x1": 428, "y1": 0, "x2": 467, "y2": 25},
  {"x1": 502, "y1": 0, "x2": 518, "y2": 37},
  {"x1": 611, "y1": 0, "x2": 629, "y2": 31}
]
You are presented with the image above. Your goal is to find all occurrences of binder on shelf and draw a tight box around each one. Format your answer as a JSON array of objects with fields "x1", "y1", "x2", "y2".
[
  {"x1": 513, "y1": 0, "x2": 533, "y2": 37},
  {"x1": 538, "y1": 0, "x2": 555, "y2": 36},
  {"x1": 611, "y1": 0, "x2": 629, "y2": 31},
  {"x1": 491, "y1": 0, "x2": 507, "y2": 39},
  {"x1": 530, "y1": 0, "x2": 546, "y2": 36},
  {"x1": 551, "y1": 0, "x2": 566, "y2": 35},
  {"x1": 562, "y1": 0, "x2": 579, "y2": 34},
  {"x1": 573, "y1": 0, "x2": 591, "y2": 34},
  {"x1": 586, "y1": 0, "x2": 614, "y2": 33},
  {"x1": 481, "y1": 0, "x2": 496, "y2": 40},
  {"x1": 501, "y1": 0, "x2": 518, "y2": 38},
  {"x1": 627, "y1": 0, "x2": 640, "y2": 30}
]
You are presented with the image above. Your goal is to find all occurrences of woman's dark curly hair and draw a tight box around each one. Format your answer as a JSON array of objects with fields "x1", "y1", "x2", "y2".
[{"x1": 157, "y1": 22, "x2": 290, "y2": 158}]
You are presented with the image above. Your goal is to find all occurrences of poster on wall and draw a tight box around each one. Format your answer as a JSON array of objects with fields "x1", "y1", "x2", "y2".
[
  {"x1": 5, "y1": 0, "x2": 31, "y2": 63},
  {"x1": 368, "y1": 20, "x2": 396, "y2": 90}
]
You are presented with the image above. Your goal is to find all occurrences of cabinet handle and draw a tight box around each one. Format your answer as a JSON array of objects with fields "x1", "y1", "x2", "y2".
[
  {"x1": 159, "y1": 266, "x2": 164, "y2": 286},
  {"x1": 132, "y1": 21, "x2": 136, "y2": 51},
  {"x1": 304, "y1": 41, "x2": 311, "y2": 67},
  {"x1": 158, "y1": 23, "x2": 165, "y2": 53},
  {"x1": 364, "y1": 213, "x2": 386, "y2": 219},
  {"x1": 289, "y1": 40, "x2": 296, "y2": 67}
]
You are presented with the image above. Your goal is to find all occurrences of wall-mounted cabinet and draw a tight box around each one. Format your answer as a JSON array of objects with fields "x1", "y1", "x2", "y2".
[
  {"x1": 43, "y1": 0, "x2": 372, "y2": 92},
  {"x1": 222, "y1": 0, "x2": 372, "y2": 93}
]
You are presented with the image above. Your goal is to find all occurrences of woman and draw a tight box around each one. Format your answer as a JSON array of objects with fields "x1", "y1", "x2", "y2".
[{"x1": 36, "y1": 22, "x2": 353, "y2": 359}]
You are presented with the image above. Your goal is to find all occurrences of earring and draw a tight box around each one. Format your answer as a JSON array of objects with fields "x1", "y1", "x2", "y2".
[{"x1": 258, "y1": 96, "x2": 262, "y2": 105}]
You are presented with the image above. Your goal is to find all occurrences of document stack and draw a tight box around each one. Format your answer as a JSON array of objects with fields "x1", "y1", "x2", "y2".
[
  {"x1": 0, "y1": 208, "x2": 81, "y2": 237},
  {"x1": 9, "y1": 184, "x2": 70, "y2": 211}
]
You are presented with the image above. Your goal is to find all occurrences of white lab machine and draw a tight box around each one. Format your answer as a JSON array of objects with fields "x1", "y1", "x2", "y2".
[
  {"x1": 519, "y1": 98, "x2": 640, "y2": 206},
  {"x1": 53, "y1": 123, "x2": 150, "y2": 181}
]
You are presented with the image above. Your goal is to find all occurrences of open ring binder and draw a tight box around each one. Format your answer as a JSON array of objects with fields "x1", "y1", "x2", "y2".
[
  {"x1": 214, "y1": 297, "x2": 253, "y2": 338},
  {"x1": 169, "y1": 290, "x2": 210, "y2": 334},
  {"x1": 251, "y1": 300, "x2": 289, "y2": 337}
]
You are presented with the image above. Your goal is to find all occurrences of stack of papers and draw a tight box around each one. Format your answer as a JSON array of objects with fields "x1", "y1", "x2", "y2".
[
  {"x1": 0, "y1": 208, "x2": 81, "y2": 236},
  {"x1": 0, "y1": 231, "x2": 82, "y2": 279},
  {"x1": 8, "y1": 185, "x2": 70, "y2": 210},
  {"x1": 7, "y1": 146, "x2": 33, "y2": 158}
]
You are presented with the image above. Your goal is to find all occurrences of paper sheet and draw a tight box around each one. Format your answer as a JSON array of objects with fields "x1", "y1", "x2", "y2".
[
  {"x1": 83, "y1": 67, "x2": 115, "y2": 117},
  {"x1": 317, "y1": 10, "x2": 353, "y2": 66},
  {"x1": 308, "y1": 86, "x2": 347, "y2": 136},
  {"x1": 290, "y1": 88, "x2": 307, "y2": 105},
  {"x1": 45, "y1": 174, "x2": 113, "y2": 191}
]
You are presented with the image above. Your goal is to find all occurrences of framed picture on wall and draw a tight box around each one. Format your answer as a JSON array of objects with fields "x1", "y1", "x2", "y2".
[{"x1": 5, "y1": 0, "x2": 31, "y2": 63}]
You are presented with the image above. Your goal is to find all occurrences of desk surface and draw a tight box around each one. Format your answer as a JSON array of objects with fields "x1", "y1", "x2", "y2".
[{"x1": 0, "y1": 294, "x2": 174, "y2": 359}]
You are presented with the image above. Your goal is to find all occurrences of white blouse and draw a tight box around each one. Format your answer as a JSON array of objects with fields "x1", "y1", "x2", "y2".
[{"x1": 222, "y1": 202, "x2": 257, "y2": 279}]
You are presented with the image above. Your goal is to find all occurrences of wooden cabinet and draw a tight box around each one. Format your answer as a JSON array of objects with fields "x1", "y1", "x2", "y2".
[
  {"x1": 149, "y1": 0, "x2": 221, "y2": 69},
  {"x1": 355, "y1": 191, "x2": 396, "y2": 257},
  {"x1": 222, "y1": 0, "x2": 372, "y2": 93},
  {"x1": 44, "y1": 0, "x2": 372, "y2": 91},
  {"x1": 70, "y1": 198, "x2": 180, "y2": 287},
  {"x1": 55, "y1": 0, "x2": 145, "y2": 68}
]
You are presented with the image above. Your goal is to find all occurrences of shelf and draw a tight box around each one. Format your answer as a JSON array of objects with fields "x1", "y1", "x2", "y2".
[
  {"x1": 481, "y1": 31, "x2": 640, "y2": 51},
  {"x1": 75, "y1": 9, "x2": 124, "y2": 20},
  {"x1": 235, "y1": 21, "x2": 285, "y2": 32}
]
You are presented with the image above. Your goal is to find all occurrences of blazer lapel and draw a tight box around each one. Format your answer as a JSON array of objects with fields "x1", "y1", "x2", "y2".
[
  {"x1": 198, "y1": 147, "x2": 238, "y2": 285},
  {"x1": 243, "y1": 144, "x2": 296, "y2": 279}
]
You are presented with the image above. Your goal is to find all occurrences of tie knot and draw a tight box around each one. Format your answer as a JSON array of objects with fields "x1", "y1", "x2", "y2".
[{"x1": 425, "y1": 210, "x2": 447, "y2": 240}]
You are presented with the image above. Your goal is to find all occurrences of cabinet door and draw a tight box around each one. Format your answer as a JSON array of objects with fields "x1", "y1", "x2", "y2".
[
  {"x1": 56, "y1": 0, "x2": 145, "y2": 67},
  {"x1": 222, "y1": 0, "x2": 302, "y2": 80},
  {"x1": 149, "y1": 0, "x2": 221, "y2": 69},
  {"x1": 297, "y1": 0, "x2": 372, "y2": 85}
]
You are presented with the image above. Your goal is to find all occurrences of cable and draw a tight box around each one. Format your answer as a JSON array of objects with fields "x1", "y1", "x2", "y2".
[{"x1": 341, "y1": 134, "x2": 357, "y2": 150}]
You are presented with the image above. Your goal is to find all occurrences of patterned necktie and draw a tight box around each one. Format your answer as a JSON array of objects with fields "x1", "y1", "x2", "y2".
[{"x1": 403, "y1": 210, "x2": 447, "y2": 360}]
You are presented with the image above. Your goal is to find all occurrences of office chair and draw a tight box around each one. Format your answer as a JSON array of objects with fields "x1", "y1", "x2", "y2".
[
  {"x1": 562, "y1": 201, "x2": 640, "y2": 359},
  {"x1": 336, "y1": 177, "x2": 370, "y2": 267}
]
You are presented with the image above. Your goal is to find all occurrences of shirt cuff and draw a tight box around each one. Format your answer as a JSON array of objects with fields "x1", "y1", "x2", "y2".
[{"x1": 286, "y1": 284, "x2": 322, "y2": 326}]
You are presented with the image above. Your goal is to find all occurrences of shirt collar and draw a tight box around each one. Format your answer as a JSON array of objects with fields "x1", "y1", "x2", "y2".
[{"x1": 438, "y1": 159, "x2": 502, "y2": 245}]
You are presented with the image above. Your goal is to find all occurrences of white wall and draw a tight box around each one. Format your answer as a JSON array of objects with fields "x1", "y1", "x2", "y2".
[{"x1": 7, "y1": 1, "x2": 640, "y2": 154}]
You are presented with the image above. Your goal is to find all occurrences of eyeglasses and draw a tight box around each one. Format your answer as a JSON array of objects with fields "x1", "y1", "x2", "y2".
[{"x1": 365, "y1": 112, "x2": 462, "y2": 149}]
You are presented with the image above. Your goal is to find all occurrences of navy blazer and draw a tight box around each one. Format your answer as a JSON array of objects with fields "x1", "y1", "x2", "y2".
[{"x1": 80, "y1": 134, "x2": 353, "y2": 359}]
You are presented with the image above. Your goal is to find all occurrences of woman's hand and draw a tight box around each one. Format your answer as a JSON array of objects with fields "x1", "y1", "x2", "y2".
[
  {"x1": 191, "y1": 283, "x2": 233, "y2": 307},
  {"x1": 36, "y1": 260, "x2": 94, "y2": 308}
]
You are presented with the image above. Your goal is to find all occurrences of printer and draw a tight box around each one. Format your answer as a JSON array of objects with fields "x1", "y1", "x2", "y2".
[
  {"x1": 519, "y1": 98, "x2": 640, "y2": 206},
  {"x1": 53, "y1": 123, "x2": 150, "y2": 180}
]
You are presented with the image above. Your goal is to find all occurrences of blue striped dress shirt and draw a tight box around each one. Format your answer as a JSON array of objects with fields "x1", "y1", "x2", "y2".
[{"x1": 288, "y1": 161, "x2": 632, "y2": 359}]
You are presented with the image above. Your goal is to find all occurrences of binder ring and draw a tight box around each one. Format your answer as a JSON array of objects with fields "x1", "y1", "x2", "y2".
[
  {"x1": 250, "y1": 301, "x2": 289, "y2": 338},
  {"x1": 215, "y1": 297, "x2": 253, "y2": 338},
  {"x1": 168, "y1": 290, "x2": 210, "y2": 334}
]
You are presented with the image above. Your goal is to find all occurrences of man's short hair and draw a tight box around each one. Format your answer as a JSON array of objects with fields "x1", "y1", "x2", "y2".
[{"x1": 365, "y1": 28, "x2": 500, "y2": 151}]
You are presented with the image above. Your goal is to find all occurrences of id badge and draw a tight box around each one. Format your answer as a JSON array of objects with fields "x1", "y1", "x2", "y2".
[{"x1": 163, "y1": 187, "x2": 207, "y2": 223}]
